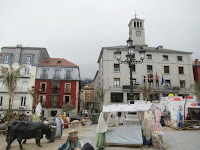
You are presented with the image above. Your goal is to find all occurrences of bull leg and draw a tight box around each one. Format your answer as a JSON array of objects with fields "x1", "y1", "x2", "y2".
[
  {"x1": 17, "y1": 139, "x2": 24, "y2": 150},
  {"x1": 6, "y1": 141, "x2": 12, "y2": 150},
  {"x1": 36, "y1": 137, "x2": 42, "y2": 147},
  {"x1": 22, "y1": 139, "x2": 27, "y2": 144}
]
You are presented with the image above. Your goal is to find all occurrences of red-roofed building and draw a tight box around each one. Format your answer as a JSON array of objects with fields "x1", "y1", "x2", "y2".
[{"x1": 35, "y1": 58, "x2": 81, "y2": 117}]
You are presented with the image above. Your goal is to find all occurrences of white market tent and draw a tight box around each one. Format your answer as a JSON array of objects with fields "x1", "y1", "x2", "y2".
[
  {"x1": 102, "y1": 103, "x2": 158, "y2": 112},
  {"x1": 137, "y1": 103, "x2": 159, "y2": 111}
]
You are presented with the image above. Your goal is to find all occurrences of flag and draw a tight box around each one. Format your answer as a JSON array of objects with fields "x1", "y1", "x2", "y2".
[
  {"x1": 156, "y1": 72, "x2": 158, "y2": 82},
  {"x1": 161, "y1": 76, "x2": 164, "y2": 85},
  {"x1": 0, "y1": 53, "x2": 3, "y2": 59}
]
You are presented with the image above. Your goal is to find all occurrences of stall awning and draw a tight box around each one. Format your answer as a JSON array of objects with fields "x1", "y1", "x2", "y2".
[{"x1": 103, "y1": 104, "x2": 137, "y2": 112}]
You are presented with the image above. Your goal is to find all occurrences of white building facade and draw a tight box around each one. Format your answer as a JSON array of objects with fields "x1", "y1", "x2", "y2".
[
  {"x1": 94, "y1": 17, "x2": 194, "y2": 111},
  {"x1": 0, "y1": 45, "x2": 49, "y2": 117}
]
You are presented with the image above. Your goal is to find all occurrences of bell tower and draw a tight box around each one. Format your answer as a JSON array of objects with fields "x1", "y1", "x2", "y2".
[{"x1": 128, "y1": 14, "x2": 145, "y2": 45}]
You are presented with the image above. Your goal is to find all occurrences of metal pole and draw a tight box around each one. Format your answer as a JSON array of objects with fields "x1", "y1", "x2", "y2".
[{"x1": 129, "y1": 59, "x2": 134, "y2": 104}]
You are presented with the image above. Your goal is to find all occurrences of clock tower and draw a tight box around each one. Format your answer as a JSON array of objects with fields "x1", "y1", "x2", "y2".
[{"x1": 128, "y1": 16, "x2": 145, "y2": 45}]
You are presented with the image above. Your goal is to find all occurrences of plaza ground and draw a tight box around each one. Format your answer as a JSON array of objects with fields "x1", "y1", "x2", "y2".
[{"x1": 0, "y1": 124, "x2": 200, "y2": 150}]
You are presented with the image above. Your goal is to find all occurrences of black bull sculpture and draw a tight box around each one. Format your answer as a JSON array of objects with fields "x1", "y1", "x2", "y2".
[{"x1": 6, "y1": 121, "x2": 54, "y2": 150}]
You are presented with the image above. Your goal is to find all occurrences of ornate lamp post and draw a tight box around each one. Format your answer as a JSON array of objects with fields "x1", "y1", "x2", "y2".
[{"x1": 114, "y1": 38, "x2": 146, "y2": 104}]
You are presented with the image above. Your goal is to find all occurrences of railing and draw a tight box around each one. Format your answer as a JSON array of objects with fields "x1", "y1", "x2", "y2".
[
  {"x1": 21, "y1": 73, "x2": 31, "y2": 78},
  {"x1": 40, "y1": 74, "x2": 48, "y2": 79},
  {"x1": 64, "y1": 74, "x2": 71, "y2": 79},
  {"x1": 64, "y1": 88, "x2": 71, "y2": 93},
  {"x1": 51, "y1": 87, "x2": 60, "y2": 94},
  {"x1": 39, "y1": 88, "x2": 46, "y2": 93},
  {"x1": 19, "y1": 105, "x2": 27, "y2": 109},
  {"x1": 53, "y1": 74, "x2": 61, "y2": 79},
  {"x1": 50, "y1": 100, "x2": 58, "y2": 108}
]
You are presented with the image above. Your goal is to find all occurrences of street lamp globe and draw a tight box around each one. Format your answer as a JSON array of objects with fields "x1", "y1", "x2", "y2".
[
  {"x1": 114, "y1": 50, "x2": 122, "y2": 60},
  {"x1": 128, "y1": 45, "x2": 135, "y2": 55},
  {"x1": 126, "y1": 38, "x2": 133, "y2": 47},
  {"x1": 139, "y1": 49, "x2": 146, "y2": 60}
]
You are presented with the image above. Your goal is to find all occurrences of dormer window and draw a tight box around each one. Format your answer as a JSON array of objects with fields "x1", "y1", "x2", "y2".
[
  {"x1": 26, "y1": 56, "x2": 31, "y2": 64},
  {"x1": 58, "y1": 60, "x2": 62, "y2": 63},
  {"x1": 46, "y1": 60, "x2": 50, "y2": 63}
]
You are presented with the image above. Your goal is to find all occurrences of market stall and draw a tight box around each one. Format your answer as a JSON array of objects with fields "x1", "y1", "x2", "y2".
[{"x1": 102, "y1": 103, "x2": 159, "y2": 147}]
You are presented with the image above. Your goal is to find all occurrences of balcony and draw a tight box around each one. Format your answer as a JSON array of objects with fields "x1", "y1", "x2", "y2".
[
  {"x1": 51, "y1": 87, "x2": 60, "y2": 94},
  {"x1": 21, "y1": 73, "x2": 31, "y2": 78},
  {"x1": 19, "y1": 105, "x2": 27, "y2": 110},
  {"x1": 39, "y1": 88, "x2": 46, "y2": 93},
  {"x1": 64, "y1": 74, "x2": 71, "y2": 79},
  {"x1": 40, "y1": 74, "x2": 48, "y2": 79},
  {"x1": 64, "y1": 88, "x2": 71, "y2": 93},
  {"x1": 53, "y1": 74, "x2": 60, "y2": 80},
  {"x1": 123, "y1": 85, "x2": 140, "y2": 91},
  {"x1": 50, "y1": 100, "x2": 58, "y2": 108}
]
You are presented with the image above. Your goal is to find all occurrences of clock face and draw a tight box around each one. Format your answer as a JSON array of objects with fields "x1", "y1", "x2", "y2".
[{"x1": 136, "y1": 31, "x2": 141, "y2": 36}]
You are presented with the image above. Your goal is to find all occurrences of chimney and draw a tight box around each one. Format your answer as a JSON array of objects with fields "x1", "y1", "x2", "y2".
[{"x1": 156, "y1": 45, "x2": 163, "y2": 50}]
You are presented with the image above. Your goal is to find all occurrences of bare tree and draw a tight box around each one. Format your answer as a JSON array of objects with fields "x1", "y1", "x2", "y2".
[
  {"x1": 62, "y1": 101, "x2": 74, "y2": 116},
  {"x1": 139, "y1": 83, "x2": 154, "y2": 102},
  {"x1": 194, "y1": 81, "x2": 200, "y2": 102},
  {"x1": 96, "y1": 88, "x2": 106, "y2": 111}
]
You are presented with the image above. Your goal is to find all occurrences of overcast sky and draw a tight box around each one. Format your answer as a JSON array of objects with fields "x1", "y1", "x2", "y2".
[{"x1": 0, "y1": 0, "x2": 200, "y2": 79}]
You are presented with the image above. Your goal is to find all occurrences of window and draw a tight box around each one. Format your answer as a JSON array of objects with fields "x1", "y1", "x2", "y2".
[
  {"x1": 20, "y1": 97, "x2": 26, "y2": 106},
  {"x1": 146, "y1": 54, "x2": 152, "y2": 59},
  {"x1": 26, "y1": 56, "x2": 31, "y2": 64},
  {"x1": 87, "y1": 95, "x2": 90, "y2": 100},
  {"x1": 87, "y1": 91, "x2": 90, "y2": 93},
  {"x1": 132, "y1": 65, "x2": 136, "y2": 72},
  {"x1": 22, "y1": 81, "x2": 28, "y2": 90},
  {"x1": 41, "y1": 70, "x2": 48, "y2": 78},
  {"x1": 24, "y1": 68, "x2": 29, "y2": 76},
  {"x1": 114, "y1": 64, "x2": 120, "y2": 71},
  {"x1": 64, "y1": 95, "x2": 70, "y2": 104},
  {"x1": 132, "y1": 79, "x2": 136, "y2": 85},
  {"x1": 65, "y1": 70, "x2": 71, "y2": 79},
  {"x1": 180, "y1": 80, "x2": 185, "y2": 88},
  {"x1": 177, "y1": 56, "x2": 182, "y2": 61},
  {"x1": 111, "y1": 93, "x2": 123, "y2": 102},
  {"x1": 114, "y1": 78, "x2": 120, "y2": 86},
  {"x1": 39, "y1": 95, "x2": 46, "y2": 107},
  {"x1": 134, "y1": 22, "x2": 136, "y2": 28},
  {"x1": 164, "y1": 66, "x2": 169, "y2": 73},
  {"x1": 0, "y1": 96, "x2": 3, "y2": 106},
  {"x1": 147, "y1": 65, "x2": 153, "y2": 73},
  {"x1": 4, "y1": 55, "x2": 10, "y2": 63},
  {"x1": 179, "y1": 67, "x2": 184, "y2": 74},
  {"x1": 54, "y1": 70, "x2": 59, "y2": 78},
  {"x1": 163, "y1": 55, "x2": 168, "y2": 61},
  {"x1": 40, "y1": 83, "x2": 46, "y2": 92},
  {"x1": 165, "y1": 80, "x2": 171, "y2": 87},
  {"x1": 64, "y1": 83, "x2": 71, "y2": 93}
]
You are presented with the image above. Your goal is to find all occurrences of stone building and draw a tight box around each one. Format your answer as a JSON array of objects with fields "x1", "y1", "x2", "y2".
[
  {"x1": 94, "y1": 17, "x2": 194, "y2": 111},
  {"x1": 0, "y1": 44, "x2": 49, "y2": 117}
]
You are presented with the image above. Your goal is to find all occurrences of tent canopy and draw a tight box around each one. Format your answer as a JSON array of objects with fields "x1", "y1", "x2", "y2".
[
  {"x1": 137, "y1": 103, "x2": 159, "y2": 111},
  {"x1": 102, "y1": 103, "x2": 158, "y2": 112}
]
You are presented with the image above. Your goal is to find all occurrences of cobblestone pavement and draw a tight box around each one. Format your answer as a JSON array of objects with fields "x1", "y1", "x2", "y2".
[{"x1": 0, "y1": 124, "x2": 200, "y2": 150}]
